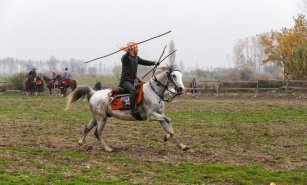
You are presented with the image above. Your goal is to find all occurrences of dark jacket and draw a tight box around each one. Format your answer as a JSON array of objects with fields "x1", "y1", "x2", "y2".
[
  {"x1": 28, "y1": 70, "x2": 37, "y2": 79},
  {"x1": 120, "y1": 52, "x2": 155, "y2": 84}
]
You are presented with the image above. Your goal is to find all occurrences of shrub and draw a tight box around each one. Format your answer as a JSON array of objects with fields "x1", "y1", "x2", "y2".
[{"x1": 9, "y1": 72, "x2": 27, "y2": 90}]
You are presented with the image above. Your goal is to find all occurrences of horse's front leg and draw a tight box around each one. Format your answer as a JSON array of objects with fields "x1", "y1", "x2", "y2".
[
  {"x1": 150, "y1": 112, "x2": 189, "y2": 151},
  {"x1": 48, "y1": 84, "x2": 52, "y2": 95}
]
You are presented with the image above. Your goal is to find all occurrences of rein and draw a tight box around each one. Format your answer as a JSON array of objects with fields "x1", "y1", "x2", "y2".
[{"x1": 150, "y1": 69, "x2": 181, "y2": 102}]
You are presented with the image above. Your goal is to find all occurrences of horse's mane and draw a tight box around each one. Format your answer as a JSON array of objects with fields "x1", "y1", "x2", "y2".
[
  {"x1": 56, "y1": 74, "x2": 62, "y2": 79},
  {"x1": 155, "y1": 64, "x2": 180, "y2": 75}
]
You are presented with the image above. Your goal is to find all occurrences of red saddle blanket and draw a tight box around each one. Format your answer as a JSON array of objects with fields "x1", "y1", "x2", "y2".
[
  {"x1": 35, "y1": 80, "x2": 42, "y2": 85},
  {"x1": 110, "y1": 83, "x2": 143, "y2": 110},
  {"x1": 63, "y1": 77, "x2": 72, "y2": 84}
]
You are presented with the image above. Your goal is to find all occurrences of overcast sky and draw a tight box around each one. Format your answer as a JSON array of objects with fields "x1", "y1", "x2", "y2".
[{"x1": 0, "y1": 0, "x2": 304, "y2": 70}]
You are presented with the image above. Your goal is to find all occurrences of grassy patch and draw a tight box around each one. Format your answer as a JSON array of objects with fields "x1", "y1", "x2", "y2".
[
  {"x1": 167, "y1": 108, "x2": 306, "y2": 123},
  {"x1": 0, "y1": 161, "x2": 306, "y2": 184}
]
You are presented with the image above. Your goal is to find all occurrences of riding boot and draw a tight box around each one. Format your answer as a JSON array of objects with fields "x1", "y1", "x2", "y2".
[
  {"x1": 131, "y1": 102, "x2": 142, "y2": 120},
  {"x1": 130, "y1": 93, "x2": 138, "y2": 115},
  {"x1": 131, "y1": 104, "x2": 138, "y2": 115}
]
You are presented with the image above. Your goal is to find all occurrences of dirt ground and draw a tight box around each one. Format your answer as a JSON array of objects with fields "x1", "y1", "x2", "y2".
[{"x1": 1, "y1": 92, "x2": 306, "y2": 172}]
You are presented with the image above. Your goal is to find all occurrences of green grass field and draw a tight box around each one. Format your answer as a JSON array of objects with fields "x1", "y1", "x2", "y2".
[{"x1": 0, "y1": 92, "x2": 306, "y2": 184}]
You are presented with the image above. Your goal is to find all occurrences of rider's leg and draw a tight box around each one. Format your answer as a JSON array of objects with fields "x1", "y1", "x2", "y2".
[
  {"x1": 120, "y1": 81, "x2": 137, "y2": 113},
  {"x1": 60, "y1": 80, "x2": 64, "y2": 89}
]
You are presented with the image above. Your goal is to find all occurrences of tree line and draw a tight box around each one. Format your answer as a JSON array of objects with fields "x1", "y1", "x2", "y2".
[
  {"x1": 232, "y1": 14, "x2": 306, "y2": 80},
  {"x1": 0, "y1": 56, "x2": 117, "y2": 76}
]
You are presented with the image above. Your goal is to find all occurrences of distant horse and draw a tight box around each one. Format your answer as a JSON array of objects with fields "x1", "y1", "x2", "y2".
[
  {"x1": 25, "y1": 76, "x2": 36, "y2": 95},
  {"x1": 94, "y1": 82, "x2": 101, "y2": 91},
  {"x1": 56, "y1": 74, "x2": 77, "y2": 96},
  {"x1": 42, "y1": 74, "x2": 60, "y2": 95},
  {"x1": 35, "y1": 74, "x2": 44, "y2": 95},
  {"x1": 25, "y1": 74, "x2": 44, "y2": 95},
  {"x1": 65, "y1": 65, "x2": 189, "y2": 152}
]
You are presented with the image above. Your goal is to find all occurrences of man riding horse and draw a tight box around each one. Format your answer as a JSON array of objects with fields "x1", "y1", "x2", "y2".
[
  {"x1": 51, "y1": 70, "x2": 57, "y2": 83},
  {"x1": 117, "y1": 42, "x2": 158, "y2": 115},
  {"x1": 28, "y1": 68, "x2": 37, "y2": 82},
  {"x1": 26, "y1": 68, "x2": 37, "y2": 94},
  {"x1": 60, "y1": 67, "x2": 71, "y2": 89}
]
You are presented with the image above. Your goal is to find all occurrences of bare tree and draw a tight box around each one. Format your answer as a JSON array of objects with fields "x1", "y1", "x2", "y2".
[
  {"x1": 232, "y1": 37, "x2": 265, "y2": 72},
  {"x1": 232, "y1": 39, "x2": 247, "y2": 68},
  {"x1": 180, "y1": 60, "x2": 184, "y2": 72},
  {"x1": 47, "y1": 56, "x2": 59, "y2": 70},
  {"x1": 168, "y1": 40, "x2": 176, "y2": 66}
]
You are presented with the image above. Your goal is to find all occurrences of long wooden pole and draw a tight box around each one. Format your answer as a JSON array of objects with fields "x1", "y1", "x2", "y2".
[
  {"x1": 141, "y1": 49, "x2": 177, "y2": 79},
  {"x1": 85, "y1": 31, "x2": 171, "y2": 64},
  {"x1": 142, "y1": 45, "x2": 167, "y2": 79}
]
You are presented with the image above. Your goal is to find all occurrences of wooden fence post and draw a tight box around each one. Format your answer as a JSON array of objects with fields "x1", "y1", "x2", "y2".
[{"x1": 286, "y1": 79, "x2": 289, "y2": 92}]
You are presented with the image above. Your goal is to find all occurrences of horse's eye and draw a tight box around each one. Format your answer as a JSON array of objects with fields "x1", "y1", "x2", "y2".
[{"x1": 172, "y1": 75, "x2": 176, "y2": 78}]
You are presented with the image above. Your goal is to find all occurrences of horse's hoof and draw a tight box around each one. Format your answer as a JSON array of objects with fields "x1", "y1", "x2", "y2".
[
  {"x1": 164, "y1": 134, "x2": 171, "y2": 142},
  {"x1": 84, "y1": 145, "x2": 93, "y2": 151},
  {"x1": 105, "y1": 147, "x2": 113, "y2": 152},
  {"x1": 179, "y1": 144, "x2": 190, "y2": 151},
  {"x1": 78, "y1": 141, "x2": 84, "y2": 146}
]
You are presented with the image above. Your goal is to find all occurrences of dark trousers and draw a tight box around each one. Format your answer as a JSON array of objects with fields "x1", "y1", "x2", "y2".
[{"x1": 120, "y1": 81, "x2": 136, "y2": 109}]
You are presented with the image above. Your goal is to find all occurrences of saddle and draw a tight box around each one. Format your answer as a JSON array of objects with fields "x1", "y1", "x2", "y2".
[{"x1": 109, "y1": 83, "x2": 143, "y2": 110}]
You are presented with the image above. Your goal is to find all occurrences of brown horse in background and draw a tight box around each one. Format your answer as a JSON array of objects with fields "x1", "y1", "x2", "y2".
[
  {"x1": 42, "y1": 74, "x2": 60, "y2": 95},
  {"x1": 56, "y1": 74, "x2": 77, "y2": 96}
]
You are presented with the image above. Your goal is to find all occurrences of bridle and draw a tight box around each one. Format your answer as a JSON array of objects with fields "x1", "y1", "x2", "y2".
[{"x1": 149, "y1": 69, "x2": 182, "y2": 102}]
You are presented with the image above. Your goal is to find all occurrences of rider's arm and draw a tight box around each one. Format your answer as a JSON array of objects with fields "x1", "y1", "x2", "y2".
[{"x1": 138, "y1": 57, "x2": 155, "y2": 66}]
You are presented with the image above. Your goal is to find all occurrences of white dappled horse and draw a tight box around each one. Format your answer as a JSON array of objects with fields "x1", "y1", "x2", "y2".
[{"x1": 65, "y1": 65, "x2": 189, "y2": 152}]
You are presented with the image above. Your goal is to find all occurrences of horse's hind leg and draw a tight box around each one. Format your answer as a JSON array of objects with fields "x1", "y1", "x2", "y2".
[
  {"x1": 78, "y1": 118, "x2": 97, "y2": 145},
  {"x1": 94, "y1": 117, "x2": 113, "y2": 152}
]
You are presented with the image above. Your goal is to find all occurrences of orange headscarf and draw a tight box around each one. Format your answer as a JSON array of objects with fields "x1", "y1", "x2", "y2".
[{"x1": 119, "y1": 42, "x2": 138, "y2": 52}]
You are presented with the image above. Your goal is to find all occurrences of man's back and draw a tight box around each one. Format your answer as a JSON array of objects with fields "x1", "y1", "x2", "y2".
[{"x1": 63, "y1": 70, "x2": 71, "y2": 79}]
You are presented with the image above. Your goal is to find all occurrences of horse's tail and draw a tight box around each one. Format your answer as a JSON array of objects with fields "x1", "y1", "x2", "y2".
[{"x1": 65, "y1": 86, "x2": 94, "y2": 110}]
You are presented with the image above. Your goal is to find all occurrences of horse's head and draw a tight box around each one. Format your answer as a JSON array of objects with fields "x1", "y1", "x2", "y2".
[
  {"x1": 37, "y1": 73, "x2": 43, "y2": 79},
  {"x1": 155, "y1": 65, "x2": 185, "y2": 96},
  {"x1": 168, "y1": 69, "x2": 185, "y2": 95}
]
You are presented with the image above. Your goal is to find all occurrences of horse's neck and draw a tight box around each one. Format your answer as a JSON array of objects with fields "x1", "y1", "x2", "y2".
[
  {"x1": 43, "y1": 76, "x2": 51, "y2": 82},
  {"x1": 148, "y1": 72, "x2": 168, "y2": 95}
]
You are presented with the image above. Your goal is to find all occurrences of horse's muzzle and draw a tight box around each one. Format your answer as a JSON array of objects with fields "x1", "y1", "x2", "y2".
[{"x1": 176, "y1": 87, "x2": 185, "y2": 95}]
